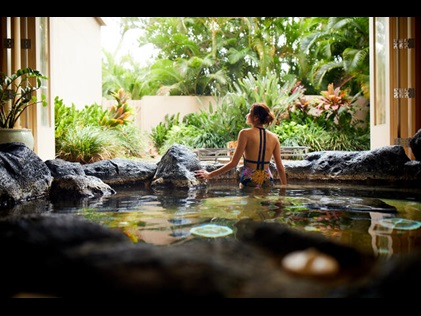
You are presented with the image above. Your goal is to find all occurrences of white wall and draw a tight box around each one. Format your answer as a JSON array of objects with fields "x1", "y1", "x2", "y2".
[{"x1": 50, "y1": 17, "x2": 104, "y2": 108}]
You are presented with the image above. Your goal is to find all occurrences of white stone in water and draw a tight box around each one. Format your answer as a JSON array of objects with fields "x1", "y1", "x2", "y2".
[{"x1": 281, "y1": 247, "x2": 339, "y2": 277}]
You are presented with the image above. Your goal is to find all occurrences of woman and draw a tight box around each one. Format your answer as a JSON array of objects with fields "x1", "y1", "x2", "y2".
[{"x1": 195, "y1": 102, "x2": 287, "y2": 188}]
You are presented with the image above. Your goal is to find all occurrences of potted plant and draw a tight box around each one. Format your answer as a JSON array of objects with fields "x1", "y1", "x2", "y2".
[{"x1": 0, "y1": 67, "x2": 48, "y2": 149}]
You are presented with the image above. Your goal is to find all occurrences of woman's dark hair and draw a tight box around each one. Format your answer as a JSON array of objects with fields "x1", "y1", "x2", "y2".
[{"x1": 251, "y1": 103, "x2": 275, "y2": 125}]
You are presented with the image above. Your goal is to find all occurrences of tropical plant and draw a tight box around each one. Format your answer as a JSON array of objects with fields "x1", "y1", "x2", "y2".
[
  {"x1": 150, "y1": 113, "x2": 180, "y2": 150},
  {"x1": 100, "y1": 88, "x2": 135, "y2": 127},
  {"x1": 276, "y1": 82, "x2": 370, "y2": 151},
  {"x1": 0, "y1": 67, "x2": 47, "y2": 128},
  {"x1": 225, "y1": 71, "x2": 304, "y2": 127},
  {"x1": 55, "y1": 97, "x2": 151, "y2": 163},
  {"x1": 286, "y1": 81, "x2": 315, "y2": 125},
  {"x1": 114, "y1": 17, "x2": 369, "y2": 99},
  {"x1": 55, "y1": 125, "x2": 120, "y2": 164},
  {"x1": 300, "y1": 17, "x2": 370, "y2": 97},
  {"x1": 313, "y1": 83, "x2": 360, "y2": 132},
  {"x1": 136, "y1": 17, "x2": 282, "y2": 96},
  {"x1": 102, "y1": 49, "x2": 154, "y2": 99}
]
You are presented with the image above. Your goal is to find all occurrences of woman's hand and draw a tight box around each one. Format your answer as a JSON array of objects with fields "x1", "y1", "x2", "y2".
[
  {"x1": 278, "y1": 184, "x2": 287, "y2": 196},
  {"x1": 194, "y1": 169, "x2": 210, "y2": 180}
]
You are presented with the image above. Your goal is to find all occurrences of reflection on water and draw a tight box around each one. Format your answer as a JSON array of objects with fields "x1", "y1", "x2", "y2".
[{"x1": 52, "y1": 181, "x2": 421, "y2": 258}]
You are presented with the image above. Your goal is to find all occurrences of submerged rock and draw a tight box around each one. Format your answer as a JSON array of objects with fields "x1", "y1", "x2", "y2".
[{"x1": 304, "y1": 196, "x2": 397, "y2": 213}]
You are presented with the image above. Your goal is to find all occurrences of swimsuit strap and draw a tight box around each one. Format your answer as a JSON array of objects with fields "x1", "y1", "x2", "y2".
[
  {"x1": 257, "y1": 127, "x2": 266, "y2": 170},
  {"x1": 243, "y1": 127, "x2": 269, "y2": 169}
]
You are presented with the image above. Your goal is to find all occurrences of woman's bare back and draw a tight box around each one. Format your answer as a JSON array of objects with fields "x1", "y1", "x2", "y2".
[{"x1": 241, "y1": 127, "x2": 280, "y2": 168}]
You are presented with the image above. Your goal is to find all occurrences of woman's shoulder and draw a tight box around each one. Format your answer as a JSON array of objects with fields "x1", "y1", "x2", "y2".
[
  {"x1": 265, "y1": 129, "x2": 278, "y2": 137},
  {"x1": 240, "y1": 128, "x2": 254, "y2": 134},
  {"x1": 238, "y1": 128, "x2": 256, "y2": 141},
  {"x1": 266, "y1": 129, "x2": 281, "y2": 142}
]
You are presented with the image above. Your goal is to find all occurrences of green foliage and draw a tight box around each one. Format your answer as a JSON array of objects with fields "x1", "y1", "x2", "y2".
[
  {"x1": 55, "y1": 97, "x2": 150, "y2": 164},
  {"x1": 300, "y1": 17, "x2": 370, "y2": 97},
  {"x1": 274, "y1": 121, "x2": 329, "y2": 151},
  {"x1": 105, "y1": 17, "x2": 369, "y2": 99},
  {"x1": 227, "y1": 71, "x2": 305, "y2": 126},
  {"x1": 102, "y1": 43, "x2": 155, "y2": 98},
  {"x1": 274, "y1": 121, "x2": 309, "y2": 147},
  {"x1": 274, "y1": 119, "x2": 369, "y2": 152},
  {"x1": 184, "y1": 100, "x2": 246, "y2": 145},
  {"x1": 54, "y1": 96, "x2": 106, "y2": 136},
  {"x1": 136, "y1": 17, "x2": 262, "y2": 96},
  {"x1": 0, "y1": 67, "x2": 48, "y2": 128},
  {"x1": 273, "y1": 83, "x2": 370, "y2": 152},
  {"x1": 158, "y1": 124, "x2": 199, "y2": 155},
  {"x1": 154, "y1": 96, "x2": 249, "y2": 153},
  {"x1": 55, "y1": 125, "x2": 119, "y2": 164},
  {"x1": 103, "y1": 17, "x2": 371, "y2": 155},
  {"x1": 150, "y1": 113, "x2": 180, "y2": 150},
  {"x1": 78, "y1": 103, "x2": 108, "y2": 126},
  {"x1": 54, "y1": 97, "x2": 77, "y2": 140},
  {"x1": 112, "y1": 123, "x2": 151, "y2": 158}
]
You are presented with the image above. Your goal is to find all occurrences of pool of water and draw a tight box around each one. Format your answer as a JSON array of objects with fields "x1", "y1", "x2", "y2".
[{"x1": 52, "y1": 181, "x2": 421, "y2": 259}]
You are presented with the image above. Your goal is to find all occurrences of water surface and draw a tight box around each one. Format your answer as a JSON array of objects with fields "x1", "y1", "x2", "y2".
[{"x1": 52, "y1": 181, "x2": 421, "y2": 259}]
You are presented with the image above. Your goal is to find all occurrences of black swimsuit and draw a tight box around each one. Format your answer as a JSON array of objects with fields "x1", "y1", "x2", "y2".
[
  {"x1": 240, "y1": 127, "x2": 274, "y2": 187},
  {"x1": 243, "y1": 127, "x2": 270, "y2": 168}
]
